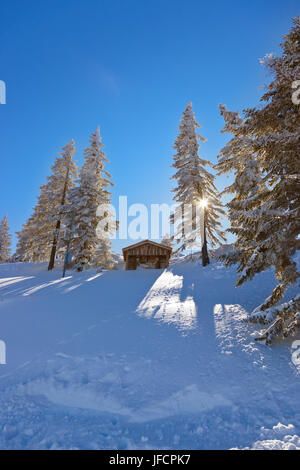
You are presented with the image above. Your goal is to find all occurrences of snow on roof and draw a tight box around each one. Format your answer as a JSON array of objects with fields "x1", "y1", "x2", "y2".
[{"x1": 122, "y1": 239, "x2": 172, "y2": 253}]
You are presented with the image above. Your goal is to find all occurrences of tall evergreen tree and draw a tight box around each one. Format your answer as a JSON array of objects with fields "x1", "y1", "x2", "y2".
[
  {"x1": 15, "y1": 208, "x2": 47, "y2": 262},
  {"x1": 171, "y1": 102, "x2": 226, "y2": 264},
  {"x1": 16, "y1": 140, "x2": 77, "y2": 265},
  {"x1": 0, "y1": 215, "x2": 11, "y2": 263},
  {"x1": 47, "y1": 140, "x2": 77, "y2": 270},
  {"x1": 216, "y1": 18, "x2": 300, "y2": 343},
  {"x1": 216, "y1": 104, "x2": 266, "y2": 272},
  {"x1": 66, "y1": 127, "x2": 114, "y2": 271},
  {"x1": 15, "y1": 216, "x2": 34, "y2": 262}
]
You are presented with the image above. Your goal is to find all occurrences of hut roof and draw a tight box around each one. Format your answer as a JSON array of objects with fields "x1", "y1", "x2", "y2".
[{"x1": 122, "y1": 239, "x2": 172, "y2": 254}]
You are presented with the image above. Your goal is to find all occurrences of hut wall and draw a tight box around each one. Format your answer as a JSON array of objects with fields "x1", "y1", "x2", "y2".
[{"x1": 123, "y1": 242, "x2": 171, "y2": 270}]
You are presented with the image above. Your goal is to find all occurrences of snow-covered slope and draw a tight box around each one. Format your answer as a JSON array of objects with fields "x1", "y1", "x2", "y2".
[{"x1": 0, "y1": 260, "x2": 299, "y2": 449}]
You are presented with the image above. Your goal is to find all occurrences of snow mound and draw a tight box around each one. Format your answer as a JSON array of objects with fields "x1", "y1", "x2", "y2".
[{"x1": 239, "y1": 423, "x2": 300, "y2": 450}]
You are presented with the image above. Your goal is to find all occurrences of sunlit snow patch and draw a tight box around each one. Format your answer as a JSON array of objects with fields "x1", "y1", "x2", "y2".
[
  {"x1": 136, "y1": 271, "x2": 197, "y2": 330},
  {"x1": 22, "y1": 276, "x2": 72, "y2": 296},
  {"x1": 0, "y1": 276, "x2": 35, "y2": 288}
]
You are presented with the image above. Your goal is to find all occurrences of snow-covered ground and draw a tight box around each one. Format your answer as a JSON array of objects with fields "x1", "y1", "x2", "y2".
[{"x1": 0, "y1": 258, "x2": 299, "y2": 450}]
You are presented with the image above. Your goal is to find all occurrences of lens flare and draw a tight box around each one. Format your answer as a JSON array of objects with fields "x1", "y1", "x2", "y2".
[{"x1": 199, "y1": 198, "x2": 208, "y2": 208}]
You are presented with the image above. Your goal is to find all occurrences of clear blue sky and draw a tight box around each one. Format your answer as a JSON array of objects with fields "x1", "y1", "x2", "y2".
[{"x1": 0, "y1": 0, "x2": 298, "y2": 252}]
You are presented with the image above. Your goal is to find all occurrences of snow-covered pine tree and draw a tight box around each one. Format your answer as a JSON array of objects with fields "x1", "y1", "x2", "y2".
[
  {"x1": 171, "y1": 102, "x2": 226, "y2": 265},
  {"x1": 66, "y1": 127, "x2": 114, "y2": 271},
  {"x1": 16, "y1": 140, "x2": 77, "y2": 265},
  {"x1": 15, "y1": 214, "x2": 37, "y2": 262},
  {"x1": 161, "y1": 233, "x2": 173, "y2": 247},
  {"x1": 215, "y1": 104, "x2": 266, "y2": 274},
  {"x1": 94, "y1": 240, "x2": 115, "y2": 270},
  {"x1": 15, "y1": 209, "x2": 47, "y2": 262},
  {"x1": 47, "y1": 140, "x2": 78, "y2": 270},
  {"x1": 0, "y1": 215, "x2": 12, "y2": 263},
  {"x1": 216, "y1": 17, "x2": 300, "y2": 343}
]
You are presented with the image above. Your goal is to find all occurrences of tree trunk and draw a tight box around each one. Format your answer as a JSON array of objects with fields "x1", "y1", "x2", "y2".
[
  {"x1": 202, "y1": 208, "x2": 210, "y2": 267},
  {"x1": 202, "y1": 239, "x2": 210, "y2": 266},
  {"x1": 48, "y1": 165, "x2": 70, "y2": 271},
  {"x1": 48, "y1": 220, "x2": 61, "y2": 270}
]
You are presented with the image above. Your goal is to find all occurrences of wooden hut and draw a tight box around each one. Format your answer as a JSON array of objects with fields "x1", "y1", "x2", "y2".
[{"x1": 122, "y1": 240, "x2": 172, "y2": 270}]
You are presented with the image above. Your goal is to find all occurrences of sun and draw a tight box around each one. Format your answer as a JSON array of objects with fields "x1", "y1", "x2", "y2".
[{"x1": 199, "y1": 198, "x2": 208, "y2": 208}]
